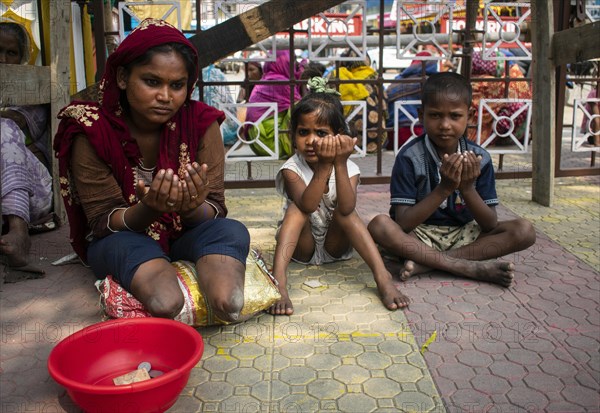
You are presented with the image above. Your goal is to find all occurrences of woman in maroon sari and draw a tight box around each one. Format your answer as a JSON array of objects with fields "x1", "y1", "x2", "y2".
[{"x1": 54, "y1": 19, "x2": 249, "y2": 321}]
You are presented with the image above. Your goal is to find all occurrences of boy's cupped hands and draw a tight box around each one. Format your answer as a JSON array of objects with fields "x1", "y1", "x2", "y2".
[
  {"x1": 458, "y1": 151, "x2": 482, "y2": 192},
  {"x1": 440, "y1": 151, "x2": 482, "y2": 193}
]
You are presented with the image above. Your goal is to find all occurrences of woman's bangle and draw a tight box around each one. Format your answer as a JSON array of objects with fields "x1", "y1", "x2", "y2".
[
  {"x1": 107, "y1": 207, "x2": 126, "y2": 233},
  {"x1": 203, "y1": 200, "x2": 219, "y2": 219},
  {"x1": 121, "y1": 207, "x2": 137, "y2": 232}
]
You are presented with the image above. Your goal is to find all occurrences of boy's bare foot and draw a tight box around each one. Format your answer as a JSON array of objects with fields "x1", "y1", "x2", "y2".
[
  {"x1": 459, "y1": 261, "x2": 515, "y2": 287},
  {"x1": 383, "y1": 257, "x2": 430, "y2": 281},
  {"x1": 382, "y1": 256, "x2": 408, "y2": 281},
  {"x1": 400, "y1": 260, "x2": 433, "y2": 278},
  {"x1": 376, "y1": 272, "x2": 409, "y2": 310},
  {"x1": 267, "y1": 288, "x2": 294, "y2": 315}
]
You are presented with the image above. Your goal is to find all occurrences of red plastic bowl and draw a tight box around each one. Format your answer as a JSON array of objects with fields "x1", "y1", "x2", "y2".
[{"x1": 47, "y1": 318, "x2": 203, "y2": 413}]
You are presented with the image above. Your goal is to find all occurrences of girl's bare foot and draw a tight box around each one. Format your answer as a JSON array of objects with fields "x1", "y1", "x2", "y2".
[
  {"x1": 376, "y1": 272, "x2": 410, "y2": 310},
  {"x1": 267, "y1": 287, "x2": 294, "y2": 315}
]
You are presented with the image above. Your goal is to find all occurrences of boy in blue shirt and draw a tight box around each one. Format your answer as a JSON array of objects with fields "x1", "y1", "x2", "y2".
[{"x1": 368, "y1": 72, "x2": 536, "y2": 287}]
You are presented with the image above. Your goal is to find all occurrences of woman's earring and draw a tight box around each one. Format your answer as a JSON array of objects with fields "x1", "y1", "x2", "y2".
[
  {"x1": 116, "y1": 67, "x2": 128, "y2": 90},
  {"x1": 117, "y1": 76, "x2": 128, "y2": 90}
]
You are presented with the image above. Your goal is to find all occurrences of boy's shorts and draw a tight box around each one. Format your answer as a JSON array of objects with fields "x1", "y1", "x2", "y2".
[{"x1": 412, "y1": 221, "x2": 481, "y2": 252}]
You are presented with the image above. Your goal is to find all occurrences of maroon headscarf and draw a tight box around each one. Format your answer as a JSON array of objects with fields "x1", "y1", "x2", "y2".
[{"x1": 54, "y1": 19, "x2": 224, "y2": 261}]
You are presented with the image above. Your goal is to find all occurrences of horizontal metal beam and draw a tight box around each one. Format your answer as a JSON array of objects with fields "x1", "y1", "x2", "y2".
[
  {"x1": 222, "y1": 169, "x2": 600, "y2": 188},
  {"x1": 190, "y1": 0, "x2": 347, "y2": 68},
  {"x1": 552, "y1": 20, "x2": 600, "y2": 66},
  {"x1": 73, "y1": 0, "x2": 347, "y2": 101},
  {"x1": 243, "y1": 32, "x2": 528, "y2": 53}
]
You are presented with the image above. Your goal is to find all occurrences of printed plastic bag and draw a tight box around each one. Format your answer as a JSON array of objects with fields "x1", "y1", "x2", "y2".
[{"x1": 96, "y1": 250, "x2": 280, "y2": 326}]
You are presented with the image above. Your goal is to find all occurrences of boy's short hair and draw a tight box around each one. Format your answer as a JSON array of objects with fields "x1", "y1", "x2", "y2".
[{"x1": 422, "y1": 72, "x2": 472, "y2": 109}]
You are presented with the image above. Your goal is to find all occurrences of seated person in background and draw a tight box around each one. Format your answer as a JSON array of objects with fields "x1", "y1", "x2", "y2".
[
  {"x1": 236, "y1": 61, "x2": 262, "y2": 104},
  {"x1": 468, "y1": 51, "x2": 532, "y2": 145},
  {"x1": 368, "y1": 73, "x2": 536, "y2": 288},
  {"x1": 1, "y1": 21, "x2": 53, "y2": 274},
  {"x1": 329, "y1": 48, "x2": 387, "y2": 153},
  {"x1": 385, "y1": 51, "x2": 437, "y2": 150},
  {"x1": 245, "y1": 50, "x2": 301, "y2": 159},
  {"x1": 193, "y1": 63, "x2": 238, "y2": 146}
]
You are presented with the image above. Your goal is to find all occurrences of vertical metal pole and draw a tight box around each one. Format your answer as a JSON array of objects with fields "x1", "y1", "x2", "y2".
[
  {"x1": 289, "y1": 23, "x2": 296, "y2": 125},
  {"x1": 1, "y1": 98, "x2": 2, "y2": 233},
  {"x1": 531, "y1": 0, "x2": 556, "y2": 206},
  {"x1": 36, "y1": 0, "x2": 47, "y2": 66},
  {"x1": 375, "y1": 0, "x2": 385, "y2": 175},
  {"x1": 461, "y1": 0, "x2": 479, "y2": 81},
  {"x1": 554, "y1": 0, "x2": 571, "y2": 174},
  {"x1": 50, "y1": 0, "x2": 72, "y2": 222},
  {"x1": 575, "y1": 0, "x2": 586, "y2": 21},
  {"x1": 91, "y1": 0, "x2": 106, "y2": 82},
  {"x1": 196, "y1": 0, "x2": 202, "y2": 35},
  {"x1": 287, "y1": 11, "x2": 299, "y2": 167},
  {"x1": 593, "y1": 80, "x2": 599, "y2": 166},
  {"x1": 196, "y1": 0, "x2": 203, "y2": 90},
  {"x1": 247, "y1": 161, "x2": 253, "y2": 181},
  {"x1": 498, "y1": 60, "x2": 511, "y2": 171}
]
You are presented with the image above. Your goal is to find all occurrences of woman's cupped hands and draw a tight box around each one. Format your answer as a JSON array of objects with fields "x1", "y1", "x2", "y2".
[{"x1": 135, "y1": 163, "x2": 210, "y2": 214}]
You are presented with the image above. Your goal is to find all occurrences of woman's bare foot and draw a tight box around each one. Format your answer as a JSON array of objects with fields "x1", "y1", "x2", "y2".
[
  {"x1": 267, "y1": 287, "x2": 294, "y2": 315},
  {"x1": 0, "y1": 217, "x2": 32, "y2": 268},
  {"x1": 376, "y1": 272, "x2": 409, "y2": 310},
  {"x1": 457, "y1": 261, "x2": 515, "y2": 287}
]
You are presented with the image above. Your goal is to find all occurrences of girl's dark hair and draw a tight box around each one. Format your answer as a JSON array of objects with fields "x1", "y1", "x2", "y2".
[
  {"x1": 290, "y1": 91, "x2": 350, "y2": 142},
  {"x1": 0, "y1": 22, "x2": 30, "y2": 63},
  {"x1": 121, "y1": 42, "x2": 197, "y2": 90}
]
